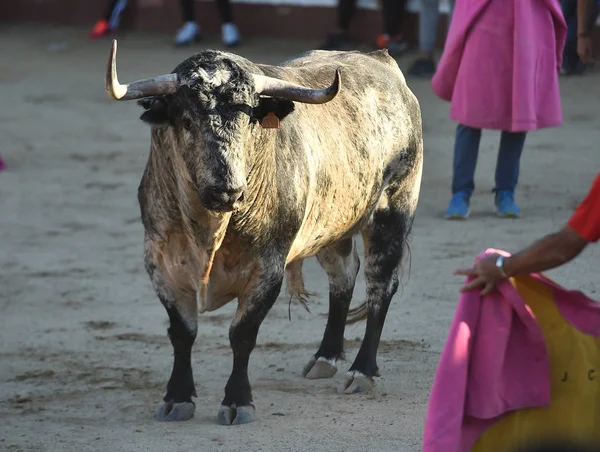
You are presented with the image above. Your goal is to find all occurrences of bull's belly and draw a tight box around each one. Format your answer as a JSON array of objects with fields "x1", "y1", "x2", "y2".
[{"x1": 286, "y1": 186, "x2": 381, "y2": 263}]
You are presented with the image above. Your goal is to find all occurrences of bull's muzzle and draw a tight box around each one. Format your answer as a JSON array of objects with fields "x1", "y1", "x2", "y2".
[{"x1": 201, "y1": 185, "x2": 245, "y2": 212}]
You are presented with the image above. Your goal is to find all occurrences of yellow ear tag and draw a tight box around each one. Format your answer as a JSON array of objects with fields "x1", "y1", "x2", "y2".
[{"x1": 261, "y1": 112, "x2": 280, "y2": 129}]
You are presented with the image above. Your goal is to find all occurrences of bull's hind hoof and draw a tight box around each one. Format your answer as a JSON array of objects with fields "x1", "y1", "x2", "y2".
[
  {"x1": 156, "y1": 401, "x2": 195, "y2": 421},
  {"x1": 302, "y1": 357, "x2": 338, "y2": 379},
  {"x1": 337, "y1": 371, "x2": 374, "y2": 394},
  {"x1": 217, "y1": 404, "x2": 255, "y2": 425}
]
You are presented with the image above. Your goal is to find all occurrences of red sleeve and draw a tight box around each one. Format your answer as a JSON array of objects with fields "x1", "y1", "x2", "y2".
[{"x1": 568, "y1": 173, "x2": 600, "y2": 243}]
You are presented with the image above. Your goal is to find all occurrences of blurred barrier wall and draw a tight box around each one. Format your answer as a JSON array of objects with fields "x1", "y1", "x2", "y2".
[
  {"x1": 1, "y1": 0, "x2": 598, "y2": 48},
  {"x1": 0, "y1": 0, "x2": 451, "y2": 47}
]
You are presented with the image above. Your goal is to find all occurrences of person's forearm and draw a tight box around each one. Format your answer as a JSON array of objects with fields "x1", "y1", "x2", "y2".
[
  {"x1": 578, "y1": 0, "x2": 596, "y2": 35},
  {"x1": 503, "y1": 229, "x2": 585, "y2": 277}
]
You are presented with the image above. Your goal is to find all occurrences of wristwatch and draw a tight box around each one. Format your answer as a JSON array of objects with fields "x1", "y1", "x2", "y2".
[{"x1": 495, "y1": 255, "x2": 508, "y2": 278}]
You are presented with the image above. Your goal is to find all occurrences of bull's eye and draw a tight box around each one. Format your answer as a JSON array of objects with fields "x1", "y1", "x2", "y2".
[{"x1": 182, "y1": 119, "x2": 193, "y2": 131}]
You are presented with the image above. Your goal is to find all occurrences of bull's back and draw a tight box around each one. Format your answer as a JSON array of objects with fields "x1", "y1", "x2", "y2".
[
  {"x1": 278, "y1": 49, "x2": 418, "y2": 166},
  {"x1": 277, "y1": 50, "x2": 422, "y2": 262}
]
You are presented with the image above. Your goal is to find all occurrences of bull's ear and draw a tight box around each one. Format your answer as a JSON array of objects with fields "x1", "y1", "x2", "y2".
[
  {"x1": 253, "y1": 97, "x2": 295, "y2": 122},
  {"x1": 138, "y1": 98, "x2": 170, "y2": 127}
]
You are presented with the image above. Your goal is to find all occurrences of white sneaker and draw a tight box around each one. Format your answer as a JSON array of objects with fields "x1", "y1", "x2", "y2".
[
  {"x1": 174, "y1": 21, "x2": 200, "y2": 46},
  {"x1": 221, "y1": 23, "x2": 241, "y2": 47}
]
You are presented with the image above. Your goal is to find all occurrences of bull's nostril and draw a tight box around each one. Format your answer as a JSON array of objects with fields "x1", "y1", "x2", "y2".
[
  {"x1": 211, "y1": 190, "x2": 227, "y2": 202},
  {"x1": 208, "y1": 186, "x2": 244, "y2": 208}
]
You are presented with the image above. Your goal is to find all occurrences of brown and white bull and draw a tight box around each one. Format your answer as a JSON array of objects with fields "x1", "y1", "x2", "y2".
[{"x1": 104, "y1": 39, "x2": 423, "y2": 425}]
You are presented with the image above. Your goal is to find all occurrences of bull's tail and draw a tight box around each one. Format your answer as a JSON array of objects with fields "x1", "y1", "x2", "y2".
[
  {"x1": 345, "y1": 301, "x2": 369, "y2": 324},
  {"x1": 319, "y1": 303, "x2": 368, "y2": 324},
  {"x1": 318, "y1": 293, "x2": 369, "y2": 325}
]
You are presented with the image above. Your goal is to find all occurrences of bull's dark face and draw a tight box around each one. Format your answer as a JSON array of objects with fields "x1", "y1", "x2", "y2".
[{"x1": 139, "y1": 68, "x2": 257, "y2": 213}]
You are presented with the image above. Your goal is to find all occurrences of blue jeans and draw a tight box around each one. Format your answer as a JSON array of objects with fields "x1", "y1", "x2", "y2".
[
  {"x1": 419, "y1": 0, "x2": 455, "y2": 52},
  {"x1": 452, "y1": 124, "x2": 526, "y2": 197}
]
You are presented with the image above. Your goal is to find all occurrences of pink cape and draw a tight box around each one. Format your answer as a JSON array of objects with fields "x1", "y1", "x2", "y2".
[
  {"x1": 431, "y1": 0, "x2": 567, "y2": 132},
  {"x1": 422, "y1": 249, "x2": 600, "y2": 452}
]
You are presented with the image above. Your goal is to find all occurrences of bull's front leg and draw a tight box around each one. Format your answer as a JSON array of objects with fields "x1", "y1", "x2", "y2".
[
  {"x1": 145, "y1": 251, "x2": 198, "y2": 422},
  {"x1": 217, "y1": 258, "x2": 285, "y2": 426}
]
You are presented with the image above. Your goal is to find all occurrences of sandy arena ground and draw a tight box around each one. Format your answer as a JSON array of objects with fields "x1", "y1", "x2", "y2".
[{"x1": 0, "y1": 23, "x2": 599, "y2": 452}]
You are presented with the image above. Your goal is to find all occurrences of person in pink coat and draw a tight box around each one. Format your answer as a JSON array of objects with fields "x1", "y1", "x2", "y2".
[{"x1": 432, "y1": 0, "x2": 567, "y2": 219}]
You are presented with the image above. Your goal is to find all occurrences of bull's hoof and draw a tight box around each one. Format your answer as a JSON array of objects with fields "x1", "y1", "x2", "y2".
[
  {"x1": 156, "y1": 401, "x2": 195, "y2": 421},
  {"x1": 337, "y1": 371, "x2": 374, "y2": 394},
  {"x1": 302, "y1": 357, "x2": 338, "y2": 379},
  {"x1": 217, "y1": 404, "x2": 255, "y2": 425}
]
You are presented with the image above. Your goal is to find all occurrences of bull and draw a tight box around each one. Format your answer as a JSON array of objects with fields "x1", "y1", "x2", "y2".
[{"x1": 103, "y1": 39, "x2": 423, "y2": 425}]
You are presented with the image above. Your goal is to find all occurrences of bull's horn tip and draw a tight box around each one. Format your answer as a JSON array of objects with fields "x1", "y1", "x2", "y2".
[
  {"x1": 105, "y1": 38, "x2": 125, "y2": 100},
  {"x1": 334, "y1": 68, "x2": 341, "y2": 85},
  {"x1": 333, "y1": 68, "x2": 342, "y2": 93},
  {"x1": 109, "y1": 39, "x2": 119, "y2": 63},
  {"x1": 109, "y1": 39, "x2": 117, "y2": 58}
]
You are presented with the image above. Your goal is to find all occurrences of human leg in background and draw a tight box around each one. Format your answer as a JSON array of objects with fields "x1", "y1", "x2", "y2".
[
  {"x1": 446, "y1": 124, "x2": 481, "y2": 220},
  {"x1": 407, "y1": 0, "x2": 455, "y2": 78},
  {"x1": 174, "y1": 0, "x2": 241, "y2": 47},
  {"x1": 561, "y1": 0, "x2": 587, "y2": 74},
  {"x1": 89, "y1": 0, "x2": 128, "y2": 39},
  {"x1": 377, "y1": 0, "x2": 409, "y2": 55},
  {"x1": 318, "y1": 0, "x2": 357, "y2": 50},
  {"x1": 561, "y1": 0, "x2": 600, "y2": 74},
  {"x1": 494, "y1": 131, "x2": 526, "y2": 218},
  {"x1": 215, "y1": 0, "x2": 241, "y2": 47},
  {"x1": 174, "y1": 0, "x2": 201, "y2": 46}
]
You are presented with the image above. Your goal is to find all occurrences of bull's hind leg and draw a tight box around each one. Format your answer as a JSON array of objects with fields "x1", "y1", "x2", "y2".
[
  {"x1": 340, "y1": 178, "x2": 420, "y2": 394},
  {"x1": 303, "y1": 238, "x2": 360, "y2": 379},
  {"x1": 145, "y1": 252, "x2": 198, "y2": 422}
]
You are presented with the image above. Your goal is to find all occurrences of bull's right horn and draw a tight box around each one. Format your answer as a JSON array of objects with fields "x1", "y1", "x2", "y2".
[
  {"x1": 105, "y1": 39, "x2": 179, "y2": 101},
  {"x1": 252, "y1": 69, "x2": 341, "y2": 104}
]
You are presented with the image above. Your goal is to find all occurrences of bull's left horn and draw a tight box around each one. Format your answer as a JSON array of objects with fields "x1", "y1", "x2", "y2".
[
  {"x1": 105, "y1": 39, "x2": 179, "y2": 101},
  {"x1": 252, "y1": 69, "x2": 341, "y2": 104}
]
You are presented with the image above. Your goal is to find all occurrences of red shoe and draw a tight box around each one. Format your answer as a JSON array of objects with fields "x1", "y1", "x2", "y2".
[
  {"x1": 0, "y1": 154, "x2": 5, "y2": 171},
  {"x1": 376, "y1": 33, "x2": 391, "y2": 49},
  {"x1": 88, "y1": 20, "x2": 112, "y2": 40},
  {"x1": 376, "y1": 33, "x2": 408, "y2": 55}
]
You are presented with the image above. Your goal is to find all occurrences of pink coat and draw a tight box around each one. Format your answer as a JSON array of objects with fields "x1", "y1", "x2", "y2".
[
  {"x1": 422, "y1": 249, "x2": 600, "y2": 452},
  {"x1": 431, "y1": 0, "x2": 567, "y2": 132}
]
